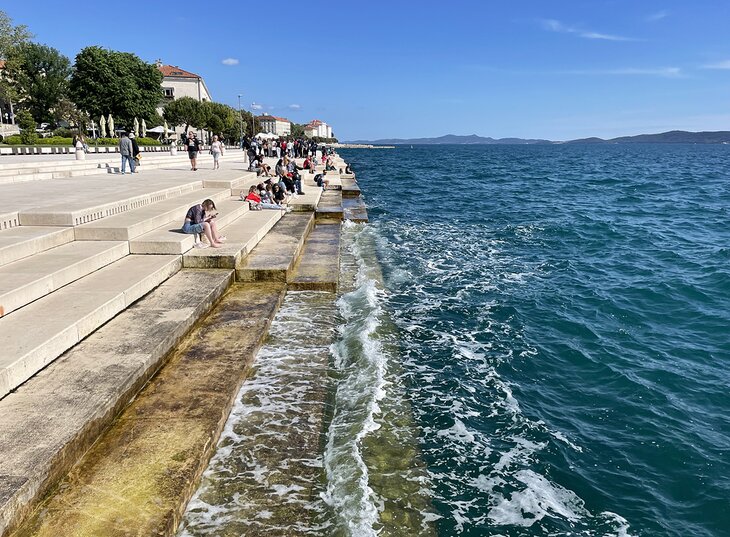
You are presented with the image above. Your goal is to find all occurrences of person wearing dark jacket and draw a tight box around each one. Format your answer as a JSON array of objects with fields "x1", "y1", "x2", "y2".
[{"x1": 129, "y1": 133, "x2": 141, "y2": 172}]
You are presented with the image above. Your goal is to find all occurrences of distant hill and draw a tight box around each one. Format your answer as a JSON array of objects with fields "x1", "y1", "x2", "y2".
[
  {"x1": 565, "y1": 130, "x2": 730, "y2": 144},
  {"x1": 345, "y1": 134, "x2": 553, "y2": 145},
  {"x1": 345, "y1": 130, "x2": 730, "y2": 145}
]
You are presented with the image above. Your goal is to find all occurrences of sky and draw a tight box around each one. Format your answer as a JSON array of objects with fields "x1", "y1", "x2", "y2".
[{"x1": 5, "y1": 0, "x2": 730, "y2": 141}]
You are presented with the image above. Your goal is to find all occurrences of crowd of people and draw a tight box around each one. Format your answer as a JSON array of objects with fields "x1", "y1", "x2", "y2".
[{"x1": 178, "y1": 136, "x2": 350, "y2": 248}]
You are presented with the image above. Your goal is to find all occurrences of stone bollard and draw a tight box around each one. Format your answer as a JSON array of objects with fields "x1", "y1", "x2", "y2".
[
  {"x1": 75, "y1": 147, "x2": 86, "y2": 160},
  {"x1": 170, "y1": 145, "x2": 178, "y2": 156}
]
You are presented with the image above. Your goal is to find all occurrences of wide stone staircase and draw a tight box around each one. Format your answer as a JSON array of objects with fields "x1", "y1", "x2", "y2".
[{"x1": 0, "y1": 152, "x2": 366, "y2": 537}]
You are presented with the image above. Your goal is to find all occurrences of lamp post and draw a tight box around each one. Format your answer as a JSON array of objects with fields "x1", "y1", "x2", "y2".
[
  {"x1": 237, "y1": 94, "x2": 243, "y2": 145},
  {"x1": 251, "y1": 103, "x2": 256, "y2": 138}
]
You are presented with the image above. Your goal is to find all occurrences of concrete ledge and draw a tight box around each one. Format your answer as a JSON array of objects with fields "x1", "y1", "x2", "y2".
[
  {"x1": 289, "y1": 222, "x2": 341, "y2": 292},
  {"x1": 0, "y1": 240, "x2": 129, "y2": 317},
  {"x1": 343, "y1": 196, "x2": 369, "y2": 223},
  {"x1": 0, "y1": 269, "x2": 234, "y2": 537},
  {"x1": 236, "y1": 213, "x2": 315, "y2": 282},
  {"x1": 0, "y1": 227, "x2": 75, "y2": 267},
  {"x1": 183, "y1": 210, "x2": 281, "y2": 269},
  {"x1": 0, "y1": 255, "x2": 182, "y2": 399}
]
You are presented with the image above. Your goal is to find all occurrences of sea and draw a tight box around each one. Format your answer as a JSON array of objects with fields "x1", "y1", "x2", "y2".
[{"x1": 179, "y1": 144, "x2": 730, "y2": 537}]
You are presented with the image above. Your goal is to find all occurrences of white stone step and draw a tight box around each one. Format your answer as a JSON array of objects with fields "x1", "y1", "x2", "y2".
[
  {"x1": 0, "y1": 240, "x2": 129, "y2": 317},
  {"x1": 202, "y1": 170, "x2": 259, "y2": 191},
  {"x1": 18, "y1": 181, "x2": 205, "y2": 227},
  {"x1": 129, "y1": 197, "x2": 249, "y2": 255},
  {"x1": 73, "y1": 188, "x2": 230, "y2": 241},
  {"x1": 183, "y1": 209, "x2": 283, "y2": 269},
  {"x1": 0, "y1": 226, "x2": 75, "y2": 267},
  {"x1": 0, "y1": 254, "x2": 181, "y2": 399}
]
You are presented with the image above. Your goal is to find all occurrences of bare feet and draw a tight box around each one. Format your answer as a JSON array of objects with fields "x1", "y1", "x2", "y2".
[{"x1": 211, "y1": 242, "x2": 223, "y2": 248}]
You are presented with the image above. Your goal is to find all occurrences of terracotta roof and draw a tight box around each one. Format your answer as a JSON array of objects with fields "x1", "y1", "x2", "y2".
[
  {"x1": 157, "y1": 64, "x2": 201, "y2": 78},
  {"x1": 306, "y1": 119, "x2": 325, "y2": 127},
  {"x1": 258, "y1": 115, "x2": 290, "y2": 122}
]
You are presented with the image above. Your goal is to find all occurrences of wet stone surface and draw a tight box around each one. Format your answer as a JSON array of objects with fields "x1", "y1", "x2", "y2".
[{"x1": 179, "y1": 291, "x2": 338, "y2": 537}]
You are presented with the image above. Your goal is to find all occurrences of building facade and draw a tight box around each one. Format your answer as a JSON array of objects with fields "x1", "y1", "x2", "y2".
[
  {"x1": 304, "y1": 119, "x2": 333, "y2": 139},
  {"x1": 258, "y1": 115, "x2": 291, "y2": 136},
  {"x1": 156, "y1": 62, "x2": 212, "y2": 141}
]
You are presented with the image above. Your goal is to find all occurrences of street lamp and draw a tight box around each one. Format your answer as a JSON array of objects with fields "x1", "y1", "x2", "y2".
[
  {"x1": 251, "y1": 102, "x2": 257, "y2": 138},
  {"x1": 237, "y1": 94, "x2": 243, "y2": 145}
]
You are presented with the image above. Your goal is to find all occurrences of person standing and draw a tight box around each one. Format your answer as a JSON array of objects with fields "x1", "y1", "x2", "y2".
[
  {"x1": 211, "y1": 135, "x2": 224, "y2": 170},
  {"x1": 129, "y1": 133, "x2": 140, "y2": 173},
  {"x1": 186, "y1": 131, "x2": 201, "y2": 171},
  {"x1": 118, "y1": 132, "x2": 136, "y2": 174}
]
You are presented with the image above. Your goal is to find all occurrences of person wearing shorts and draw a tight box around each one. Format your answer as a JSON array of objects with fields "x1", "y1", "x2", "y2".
[
  {"x1": 186, "y1": 131, "x2": 201, "y2": 171},
  {"x1": 182, "y1": 199, "x2": 226, "y2": 248}
]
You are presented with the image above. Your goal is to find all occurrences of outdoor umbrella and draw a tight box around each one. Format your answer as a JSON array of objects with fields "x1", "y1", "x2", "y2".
[
  {"x1": 141, "y1": 119, "x2": 147, "y2": 138},
  {"x1": 99, "y1": 115, "x2": 106, "y2": 138},
  {"x1": 133, "y1": 117, "x2": 139, "y2": 137},
  {"x1": 107, "y1": 115, "x2": 115, "y2": 137},
  {"x1": 163, "y1": 121, "x2": 169, "y2": 141}
]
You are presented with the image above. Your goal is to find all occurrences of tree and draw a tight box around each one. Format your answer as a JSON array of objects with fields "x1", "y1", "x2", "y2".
[
  {"x1": 290, "y1": 123, "x2": 305, "y2": 138},
  {"x1": 16, "y1": 109, "x2": 37, "y2": 144},
  {"x1": 69, "y1": 46, "x2": 162, "y2": 125},
  {"x1": 163, "y1": 97, "x2": 207, "y2": 133},
  {"x1": 5, "y1": 42, "x2": 70, "y2": 123},
  {"x1": 53, "y1": 97, "x2": 89, "y2": 132},
  {"x1": 0, "y1": 10, "x2": 33, "y2": 120},
  {"x1": 0, "y1": 10, "x2": 32, "y2": 60},
  {"x1": 203, "y1": 101, "x2": 237, "y2": 140}
]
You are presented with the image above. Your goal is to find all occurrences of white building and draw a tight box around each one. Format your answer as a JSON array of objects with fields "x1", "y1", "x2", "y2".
[
  {"x1": 258, "y1": 115, "x2": 291, "y2": 136},
  {"x1": 304, "y1": 119, "x2": 333, "y2": 139},
  {"x1": 156, "y1": 62, "x2": 212, "y2": 141}
]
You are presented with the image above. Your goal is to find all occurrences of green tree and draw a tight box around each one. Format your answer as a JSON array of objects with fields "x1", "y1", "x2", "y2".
[
  {"x1": 53, "y1": 97, "x2": 89, "y2": 132},
  {"x1": 16, "y1": 109, "x2": 37, "y2": 144},
  {"x1": 203, "y1": 101, "x2": 237, "y2": 140},
  {"x1": 0, "y1": 10, "x2": 33, "y2": 117},
  {"x1": 290, "y1": 123, "x2": 305, "y2": 138},
  {"x1": 5, "y1": 42, "x2": 70, "y2": 124},
  {"x1": 69, "y1": 46, "x2": 162, "y2": 125},
  {"x1": 162, "y1": 97, "x2": 207, "y2": 133},
  {"x1": 0, "y1": 10, "x2": 32, "y2": 60}
]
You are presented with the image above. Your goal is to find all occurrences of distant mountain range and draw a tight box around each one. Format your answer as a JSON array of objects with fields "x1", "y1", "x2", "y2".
[{"x1": 345, "y1": 130, "x2": 730, "y2": 145}]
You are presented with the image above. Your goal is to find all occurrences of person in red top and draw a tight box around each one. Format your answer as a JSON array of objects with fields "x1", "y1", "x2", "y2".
[
  {"x1": 302, "y1": 156, "x2": 315, "y2": 173},
  {"x1": 243, "y1": 186, "x2": 291, "y2": 212}
]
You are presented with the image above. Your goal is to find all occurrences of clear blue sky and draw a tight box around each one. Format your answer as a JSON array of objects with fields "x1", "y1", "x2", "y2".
[{"x1": 5, "y1": 1, "x2": 730, "y2": 140}]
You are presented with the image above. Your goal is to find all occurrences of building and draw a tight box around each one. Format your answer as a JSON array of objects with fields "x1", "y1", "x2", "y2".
[
  {"x1": 155, "y1": 62, "x2": 212, "y2": 141},
  {"x1": 258, "y1": 115, "x2": 291, "y2": 136},
  {"x1": 304, "y1": 119, "x2": 333, "y2": 139},
  {"x1": 156, "y1": 62, "x2": 212, "y2": 103}
]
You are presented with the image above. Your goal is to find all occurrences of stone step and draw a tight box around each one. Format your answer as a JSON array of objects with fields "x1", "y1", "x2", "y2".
[
  {"x1": 315, "y1": 189, "x2": 344, "y2": 220},
  {"x1": 74, "y1": 188, "x2": 230, "y2": 241},
  {"x1": 202, "y1": 170, "x2": 259, "y2": 191},
  {"x1": 0, "y1": 254, "x2": 181, "y2": 400},
  {"x1": 236, "y1": 213, "x2": 315, "y2": 282},
  {"x1": 183, "y1": 209, "x2": 283, "y2": 269},
  {"x1": 343, "y1": 196, "x2": 369, "y2": 223},
  {"x1": 5, "y1": 282, "x2": 285, "y2": 537},
  {"x1": 0, "y1": 240, "x2": 129, "y2": 317},
  {"x1": 289, "y1": 222, "x2": 341, "y2": 292},
  {"x1": 0, "y1": 226, "x2": 75, "y2": 267},
  {"x1": 0, "y1": 268, "x2": 234, "y2": 537},
  {"x1": 129, "y1": 197, "x2": 249, "y2": 255},
  {"x1": 341, "y1": 177, "x2": 361, "y2": 197},
  {"x1": 18, "y1": 179, "x2": 206, "y2": 227}
]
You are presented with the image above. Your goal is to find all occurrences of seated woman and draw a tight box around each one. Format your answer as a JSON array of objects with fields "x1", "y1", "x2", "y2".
[
  {"x1": 325, "y1": 156, "x2": 336, "y2": 171},
  {"x1": 302, "y1": 156, "x2": 315, "y2": 173},
  {"x1": 182, "y1": 198, "x2": 225, "y2": 248},
  {"x1": 244, "y1": 185, "x2": 291, "y2": 212},
  {"x1": 345, "y1": 163, "x2": 355, "y2": 176}
]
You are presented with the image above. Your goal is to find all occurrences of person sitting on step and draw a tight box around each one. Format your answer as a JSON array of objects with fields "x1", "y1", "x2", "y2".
[{"x1": 182, "y1": 198, "x2": 226, "y2": 248}]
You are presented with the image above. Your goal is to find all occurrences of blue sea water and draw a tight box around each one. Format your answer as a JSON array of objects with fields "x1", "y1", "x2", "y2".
[{"x1": 338, "y1": 144, "x2": 730, "y2": 537}]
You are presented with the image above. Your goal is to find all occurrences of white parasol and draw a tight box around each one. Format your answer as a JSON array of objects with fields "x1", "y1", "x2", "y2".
[{"x1": 99, "y1": 115, "x2": 107, "y2": 138}]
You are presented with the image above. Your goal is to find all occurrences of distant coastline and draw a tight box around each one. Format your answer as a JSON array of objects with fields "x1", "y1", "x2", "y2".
[{"x1": 346, "y1": 130, "x2": 730, "y2": 145}]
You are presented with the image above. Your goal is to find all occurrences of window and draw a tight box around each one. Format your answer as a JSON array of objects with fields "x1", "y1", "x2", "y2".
[{"x1": 163, "y1": 87, "x2": 174, "y2": 98}]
